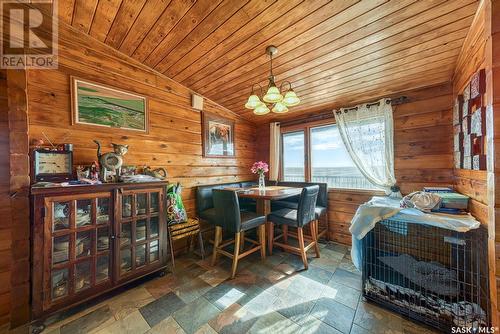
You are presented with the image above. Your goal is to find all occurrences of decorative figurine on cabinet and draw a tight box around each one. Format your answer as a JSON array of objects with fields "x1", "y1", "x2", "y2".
[{"x1": 94, "y1": 140, "x2": 128, "y2": 182}]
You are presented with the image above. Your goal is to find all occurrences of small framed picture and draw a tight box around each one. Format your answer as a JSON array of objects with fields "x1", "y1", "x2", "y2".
[{"x1": 202, "y1": 111, "x2": 235, "y2": 157}]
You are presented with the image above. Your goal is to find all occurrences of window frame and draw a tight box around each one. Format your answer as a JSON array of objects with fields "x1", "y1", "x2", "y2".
[{"x1": 280, "y1": 119, "x2": 379, "y2": 192}]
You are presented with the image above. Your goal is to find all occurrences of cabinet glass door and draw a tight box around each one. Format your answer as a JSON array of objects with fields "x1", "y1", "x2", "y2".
[
  {"x1": 118, "y1": 189, "x2": 163, "y2": 279},
  {"x1": 47, "y1": 193, "x2": 112, "y2": 306}
]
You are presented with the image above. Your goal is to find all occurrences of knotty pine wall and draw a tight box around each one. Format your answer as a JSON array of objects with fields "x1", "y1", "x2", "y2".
[
  {"x1": 452, "y1": 0, "x2": 488, "y2": 225},
  {"x1": 258, "y1": 83, "x2": 455, "y2": 245},
  {"x1": 26, "y1": 23, "x2": 257, "y2": 248},
  {"x1": 0, "y1": 71, "x2": 12, "y2": 326},
  {"x1": 451, "y1": 0, "x2": 500, "y2": 323}
]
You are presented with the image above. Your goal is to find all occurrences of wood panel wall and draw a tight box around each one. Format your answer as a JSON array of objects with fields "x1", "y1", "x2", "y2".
[
  {"x1": 330, "y1": 83, "x2": 455, "y2": 244},
  {"x1": 260, "y1": 83, "x2": 455, "y2": 245},
  {"x1": 452, "y1": 0, "x2": 488, "y2": 225},
  {"x1": 26, "y1": 21, "x2": 257, "y2": 224},
  {"x1": 0, "y1": 71, "x2": 12, "y2": 327},
  {"x1": 0, "y1": 15, "x2": 257, "y2": 330},
  {"x1": 451, "y1": 0, "x2": 499, "y2": 323}
]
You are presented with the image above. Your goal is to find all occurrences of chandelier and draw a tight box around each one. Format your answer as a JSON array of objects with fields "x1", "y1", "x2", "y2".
[{"x1": 244, "y1": 45, "x2": 300, "y2": 115}]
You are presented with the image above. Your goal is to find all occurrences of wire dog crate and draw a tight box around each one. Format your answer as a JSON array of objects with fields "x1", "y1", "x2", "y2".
[{"x1": 362, "y1": 218, "x2": 490, "y2": 332}]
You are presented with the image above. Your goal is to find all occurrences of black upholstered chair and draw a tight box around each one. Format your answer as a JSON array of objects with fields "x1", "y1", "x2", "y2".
[
  {"x1": 196, "y1": 182, "x2": 259, "y2": 228},
  {"x1": 272, "y1": 181, "x2": 328, "y2": 240},
  {"x1": 211, "y1": 189, "x2": 266, "y2": 278},
  {"x1": 267, "y1": 185, "x2": 320, "y2": 269}
]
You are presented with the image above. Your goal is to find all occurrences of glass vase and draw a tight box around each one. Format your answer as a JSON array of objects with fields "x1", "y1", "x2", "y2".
[{"x1": 258, "y1": 173, "x2": 266, "y2": 192}]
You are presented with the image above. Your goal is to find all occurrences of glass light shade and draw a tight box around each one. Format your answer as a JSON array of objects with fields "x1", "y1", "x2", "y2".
[
  {"x1": 245, "y1": 94, "x2": 261, "y2": 109},
  {"x1": 272, "y1": 101, "x2": 289, "y2": 113},
  {"x1": 263, "y1": 85, "x2": 283, "y2": 103},
  {"x1": 253, "y1": 103, "x2": 270, "y2": 115},
  {"x1": 282, "y1": 90, "x2": 300, "y2": 107}
]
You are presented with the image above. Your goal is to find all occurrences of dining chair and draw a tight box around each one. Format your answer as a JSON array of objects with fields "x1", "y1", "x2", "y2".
[
  {"x1": 211, "y1": 189, "x2": 267, "y2": 278},
  {"x1": 267, "y1": 185, "x2": 320, "y2": 269}
]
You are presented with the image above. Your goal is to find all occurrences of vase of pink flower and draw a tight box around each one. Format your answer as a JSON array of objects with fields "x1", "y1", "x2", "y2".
[{"x1": 251, "y1": 161, "x2": 269, "y2": 192}]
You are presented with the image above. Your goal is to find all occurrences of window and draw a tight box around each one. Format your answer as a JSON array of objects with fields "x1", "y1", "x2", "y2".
[
  {"x1": 282, "y1": 131, "x2": 305, "y2": 182},
  {"x1": 280, "y1": 123, "x2": 379, "y2": 190},
  {"x1": 310, "y1": 125, "x2": 377, "y2": 190}
]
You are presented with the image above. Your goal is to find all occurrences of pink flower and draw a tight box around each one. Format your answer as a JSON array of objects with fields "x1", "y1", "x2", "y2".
[{"x1": 251, "y1": 161, "x2": 269, "y2": 175}]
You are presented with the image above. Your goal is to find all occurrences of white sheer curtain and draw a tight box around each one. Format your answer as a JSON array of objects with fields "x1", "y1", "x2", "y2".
[
  {"x1": 333, "y1": 98, "x2": 399, "y2": 196},
  {"x1": 269, "y1": 122, "x2": 280, "y2": 181}
]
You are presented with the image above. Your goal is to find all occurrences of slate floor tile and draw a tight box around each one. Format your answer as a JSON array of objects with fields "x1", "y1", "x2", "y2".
[
  {"x1": 293, "y1": 315, "x2": 343, "y2": 334},
  {"x1": 42, "y1": 241, "x2": 434, "y2": 334},
  {"x1": 173, "y1": 277, "x2": 213, "y2": 304},
  {"x1": 273, "y1": 291, "x2": 315, "y2": 324},
  {"x1": 59, "y1": 305, "x2": 114, "y2": 334},
  {"x1": 139, "y1": 292, "x2": 186, "y2": 327},
  {"x1": 299, "y1": 266, "x2": 335, "y2": 285},
  {"x1": 353, "y1": 301, "x2": 403, "y2": 334},
  {"x1": 95, "y1": 310, "x2": 150, "y2": 334},
  {"x1": 330, "y1": 268, "x2": 362, "y2": 291},
  {"x1": 287, "y1": 275, "x2": 326, "y2": 300},
  {"x1": 203, "y1": 283, "x2": 245, "y2": 310},
  {"x1": 193, "y1": 324, "x2": 218, "y2": 334},
  {"x1": 240, "y1": 290, "x2": 278, "y2": 316},
  {"x1": 311, "y1": 298, "x2": 356, "y2": 334},
  {"x1": 349, "y1": 324, "x2": 370, "y2": 334},
  {"x1": 107, "y1": 287, "x2": 154, "y2": 320},
  {"x1": 325, "y1": 243, "x2": 348, "y2": 255},
  {"x1": 247, "y1": 311, "x2": 300, "y2": 334},
  {"x1": 199, "y1": 268, "x2": 231, "y2": 287},
  {"x1": 208, "y1": 303, "x2": 257, "y2": 334},
  {"x1": 145, "y1": 316, "x2": 185, "y2": 334},
  {"x1": 322, "y1": 281, "x2": 361, "y2": 309},
  {"x1": 173, "y1": 297, "x2": 220, "y2": 334}
]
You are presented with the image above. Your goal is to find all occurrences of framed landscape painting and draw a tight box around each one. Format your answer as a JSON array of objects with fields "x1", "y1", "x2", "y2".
[
  {"x1": 71, "y1": 77, "x2": 148, "y2": 133},
  {"x1": 202, "y1": 111, "x2": 235, "y2": 157}
]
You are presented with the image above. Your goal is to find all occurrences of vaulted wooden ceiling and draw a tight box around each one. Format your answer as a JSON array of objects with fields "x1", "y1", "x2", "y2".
[{"x1": 60, "y1": 0, "x2": 479, "y2": 123}]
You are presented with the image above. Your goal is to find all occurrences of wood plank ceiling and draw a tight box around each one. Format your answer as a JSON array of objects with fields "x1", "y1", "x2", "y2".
[{"x1": 60, "y1": 0, "x2": 479, "y2": 123}]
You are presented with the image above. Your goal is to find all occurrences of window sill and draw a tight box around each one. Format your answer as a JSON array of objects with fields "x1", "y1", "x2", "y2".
[{"x1": 327, "y1": 188, "x2": 385, "y2": 196}]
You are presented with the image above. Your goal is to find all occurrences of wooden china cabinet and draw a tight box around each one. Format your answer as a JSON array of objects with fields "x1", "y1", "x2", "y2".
[{"x1": 31, "y1": 182, "x2": 169, "y2": 319}]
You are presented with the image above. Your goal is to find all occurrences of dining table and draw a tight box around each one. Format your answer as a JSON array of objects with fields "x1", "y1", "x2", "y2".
[{"x1": 223, "y1": 185, "x2": 303, "y2": 253}]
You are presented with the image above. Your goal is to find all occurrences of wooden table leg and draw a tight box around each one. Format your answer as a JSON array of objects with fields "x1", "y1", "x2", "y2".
[{"x1": 256, "y1": 199, "x2": 273, "y2": 254}]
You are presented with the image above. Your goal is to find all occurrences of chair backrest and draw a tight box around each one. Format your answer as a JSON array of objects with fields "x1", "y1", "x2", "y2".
[
  {"x1": 296, "y1": 185, "x2": 320, "y2": 227},
  {"x1": 277, "y1": 181, "x2": 327, "y2": 207},
  {"x1": 212, "y1": 189, "x2": 241, "y2": 234},
  {"x1": 196, "y1": 181, "x2": 253, "y2": 214}
]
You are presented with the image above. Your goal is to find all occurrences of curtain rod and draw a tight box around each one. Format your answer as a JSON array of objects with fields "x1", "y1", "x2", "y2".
[
  {"x1": 334, "y1": 96, "x2": 409, "y2": 113},
  {"x1": 279, "y1": 96, "x2": 409, "y2": 127}
]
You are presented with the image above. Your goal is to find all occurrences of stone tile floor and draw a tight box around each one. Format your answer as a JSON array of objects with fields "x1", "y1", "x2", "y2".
[{"x1": 13, "y1": 241, "x2": 438, "y2": 334}]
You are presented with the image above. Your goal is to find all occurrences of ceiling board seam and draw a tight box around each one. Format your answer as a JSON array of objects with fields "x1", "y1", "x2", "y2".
[
  {"x1": 195, "y1": 0, "x2": 427, "y2": 94},
  {"x1": 86, "y1": 0, "x2": 100, "y2": 35},
  {"x1": 219, "y1": 38, "x2": 466, "y2": 106},
  {"x1": 167, "y1": 0, "x2": 276, "y2": 77},
  {"x1": 198, "y1": 0, "x2": 462, "y2": 97},
  {"x1": 166, "y1": 0, "x2": 283, "y2": 80},
  {"x1": 98, "y1": 0, "x2": 126, "y2": 45},
  {"x1": 211, "y1": 18, "x2": 473, "y2": 104},
  {"x1": 116, "y1": 0, "x2": 150, "y2": 51},
  {"x1": 154, "y1": 0, "x2": 252, "y2": 71},
  {"x1": 118, "y1": 0, "x2": 173, "y2": 57},
  {"x1": 187, "y1": 0, "x2": 364, "y2": 89},
  {"x1": 69, "y1": 0, "x2": 76, "y2": 26},
  {"x1": 244, "y1": 72, "x2": 453, "y2": 118},
  {"x1": 452, "y1": 0, "x2": 485, "y2": 82},
  {"x1": 150, "y1": 0, "x2": 236, "y2": 69},
  {"x1": 140, "y1": 0, "x2": 201, "y2": 66},
  {"x1": 173, "y1": 0, "x2": 308, "y2": 83}
]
